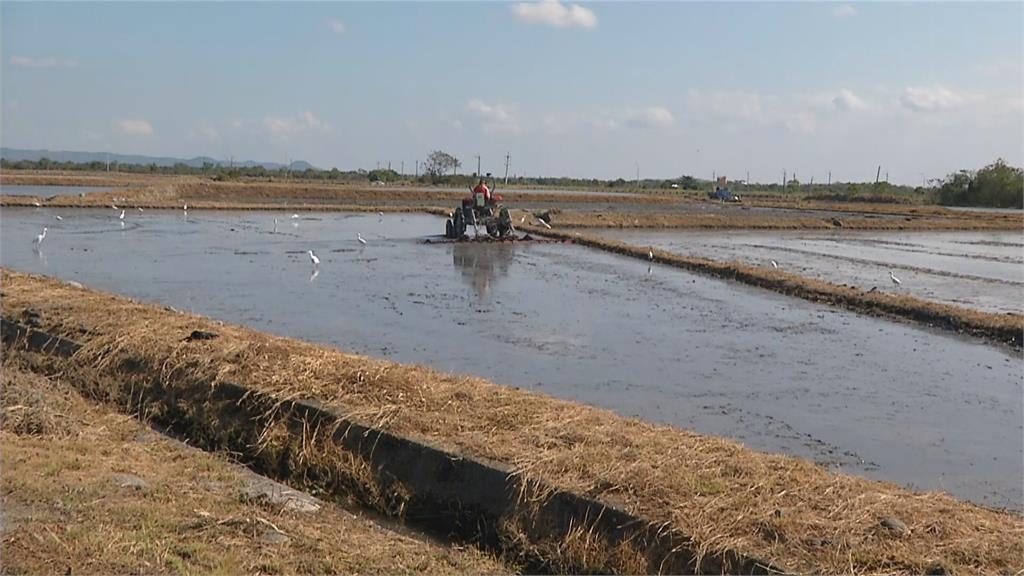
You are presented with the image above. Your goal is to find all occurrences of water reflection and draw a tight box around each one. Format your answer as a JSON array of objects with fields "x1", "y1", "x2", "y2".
[{"x1": 451, "y1": 242, "x2": 515, "y2": 302}]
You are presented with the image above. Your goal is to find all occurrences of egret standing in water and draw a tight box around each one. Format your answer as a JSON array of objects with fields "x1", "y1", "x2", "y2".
[
  {"x1": 648, "y1": 248, "x2": 654, "y2": 262},
  {"x1": 54, "y1": 215, "x2": 63, "y2": 221},
  {"x1": 357, "y1": 233, "x2": 367, "y2": 245},
  {"x1": 890, "y1": 270, "x2": 902, "y2": 285},
  {"x1": 33, "y1": 227, "x2": 48, "y2": 245},
  {"x1": 771, "y1": 260, "x2": 778, "y2": 269},
  {"x1": 308, "y1": 250, "x2": 320, "y2": 267},
  {"x1": 119, "y1": 209, "x2": 125, "y2": 220}
]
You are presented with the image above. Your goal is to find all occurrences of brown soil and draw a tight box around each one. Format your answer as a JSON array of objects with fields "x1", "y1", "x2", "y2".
[
  {"x1": 0, "y1": 353, "x2": 513, "y2": 575},
  {"x1": 3, "y1": 269, "x2": 1022, "y2": 574}
]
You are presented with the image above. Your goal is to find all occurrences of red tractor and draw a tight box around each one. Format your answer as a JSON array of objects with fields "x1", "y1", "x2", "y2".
[{"x1": 445, "y1": 176, "x2": 515, "y2": 239}]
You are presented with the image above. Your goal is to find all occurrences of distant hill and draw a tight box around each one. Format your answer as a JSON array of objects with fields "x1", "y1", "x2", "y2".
[{"x1": 0, "y1": 148, "x2": 317, "y2": 171}]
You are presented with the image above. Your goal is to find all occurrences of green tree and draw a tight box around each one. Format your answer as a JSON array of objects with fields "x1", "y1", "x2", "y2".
[
  {"x1": 936, "y1": 159, "x2": 1023, "y2": 208},
  {"x1": 424, "y1": 150, "x2": 460, "y2": 179}
]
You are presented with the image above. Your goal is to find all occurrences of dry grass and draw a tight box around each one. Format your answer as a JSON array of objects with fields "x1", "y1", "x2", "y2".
[
  {"x1": 3, "y1": 269, "x2": 1022, "y2": 574},
  {"x1": 516, "y1": 224, "x2": 1023, "y2": 348},
  {"x1": 0, "y1": 352, "x2": 513, "y2": 575}
]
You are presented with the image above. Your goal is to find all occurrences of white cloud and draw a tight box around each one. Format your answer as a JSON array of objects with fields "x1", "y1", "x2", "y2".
[
  {"x1": 467, "y1": 99, "x2": 521, "y2": 133},
  {"x1": 261, "y1": 110, "x2": 329, "y2": 140},
  {"x1": 10, "y1": 55, "x2": 78, "y2": 69},
  {"x1": 691, "y1": 91, "x2": 764, "y2": 120},
  {"x1": 782, "y1": 112, "x2": 816, "y2": 135},
  {"x1": 625, "y1": 106, "x2": 675, "y2": 129},
  {"x1": 832, "y1": 88, "x2": 868, "y2": 111},
  {"x1": 326, "y1": 18, "x2": 345, "y2": 34},
  {"x1": 833, "y1": 4, "x2": 857, "y2": 18},
  {"x1": 117, "y1": 119, "x2": 153, "y2": 136},
  {"x1": 588, "y1": 106, "x2": 675, "y2": 130},
  {"x1": 899, "y1": 85, "x2": 976, "y2": 111},
  {"x1": 511, "y1": 0, "x2": 597, "y2": 29}
]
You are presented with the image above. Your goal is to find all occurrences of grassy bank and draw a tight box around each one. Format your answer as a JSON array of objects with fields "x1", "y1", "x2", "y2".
[
  {"x1": 1, "y1": 353, "x2": 511, "y2": 575},
  {"x1": 2, "y1": 269, "x2": 1022, "y2": 574}
]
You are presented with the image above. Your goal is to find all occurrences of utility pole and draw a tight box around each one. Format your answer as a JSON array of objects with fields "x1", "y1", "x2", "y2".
[
  {"x1": 783, "y1": 169, "x2": 787, "y2": 191},
  {"x1": 885, "y1": 171, "x2": 889, "y2": 183},
  {"x1": 875, "y1": 165, "x2": 881, "y2": 184},
  {"x1": 746, "y1": 170, "x2": 749, "y2": 187},
  {"x1": 388, "y1": 161, "x2": 391, "y2": 171},
  {"x1": 504, "y1": 152, "x2": 511, "y2": 185},
  {"x1": 828, "y1": 171, "x2": 831, "y2": 187},
  {"x1": 415, "y1": 160, "x2": 419, "y2": 179},
  {"x1": 400, "y1": 161, "x2": 404, "y2": 176},
  {"x1": 474, "y1": 155, "x2": 481, "y2": 177},
  {"x1": 635, "y1": 161, "x2": 640, "y2": 188}
]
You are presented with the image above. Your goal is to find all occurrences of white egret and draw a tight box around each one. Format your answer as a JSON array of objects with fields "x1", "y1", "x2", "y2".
[
  {"x1": 111, "y1": 204, "x2": 118, "y2": 210},
  {"x1": 291, "y1": 214, "x2": 299, "y2": 219},
  {"x1": 537, "y1": 218, "x2": 552, "y2": 229},
  {"x1": 648, "y1": 249, "x2": 654, "y2": 262},
  {"x1": 378, "y1": 211, "x2": 384, "y2": 217},
  {"x1": 137, "y1": 207, "x2": 144, "y2": 212},
  {"x1": 54, "y1": 215, "x2": 63, "y2": 221},
  {"x1": 520, "y1": 215, "x2": 527, "y2": 224},
  {"x1": 357, "y1": 233, "x2": 367, "y2": 245},
  {"x1": 33, "y1": 227, "x2": 48, "y2": 245},
  {"x1": 119, "y1": 209, "x2": 125, "y2": 220},
  {"x1": 308, "y1": 250, "x2": 320, "y2": 266},
  {"x1": 32, "y1": 201, "x2": 41, "y2": 207},
  {"x1": 889, "y1": 270, "x2": 902, "y2": 285},
  {"x1": 771, "y1": 260, "x2": 778, "y2": 269}
]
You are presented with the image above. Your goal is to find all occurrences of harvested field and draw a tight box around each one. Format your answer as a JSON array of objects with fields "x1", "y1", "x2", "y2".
[
  {"x1": 2, "y1": 269, "x2": 1023, "y2": 574},
  {"x1": 1, "y1": 353, "x2": 511, "y2": 575}
]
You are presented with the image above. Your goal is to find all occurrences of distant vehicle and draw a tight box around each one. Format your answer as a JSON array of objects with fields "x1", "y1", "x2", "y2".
[
  {"x1": 709, "y1": 188, "x2": 740, "y2": 202},
  {"x1": 709, "y1": 175, "x2": 740, "y2": 202}
]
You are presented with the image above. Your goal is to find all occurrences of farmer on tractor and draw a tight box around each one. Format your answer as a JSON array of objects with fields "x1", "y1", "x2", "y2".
[
  {"x1": 473, "y1": 177, "x2": 491, "y2": 205},
  {"x1": 444, "y1": 173, "x2": 514, "y2": 239}
]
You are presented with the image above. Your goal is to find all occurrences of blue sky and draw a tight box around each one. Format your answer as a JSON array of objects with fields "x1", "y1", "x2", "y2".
[{"x1": 2, "y1": 1, "x2": 1021, "y2": 184}]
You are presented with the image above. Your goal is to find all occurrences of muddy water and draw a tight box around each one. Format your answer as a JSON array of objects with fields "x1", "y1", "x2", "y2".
[
  {"x1": 1, "y1": 208, "x2": 1021, "y2": 511},
  {"x1": 591, "y1": 229, "x2": 1024, "y2": 315}
]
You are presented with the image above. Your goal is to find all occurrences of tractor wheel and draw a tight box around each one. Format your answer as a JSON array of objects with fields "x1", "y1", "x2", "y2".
[{"x1": 453, "y1": 210, "x2": 466, "y2": 237}]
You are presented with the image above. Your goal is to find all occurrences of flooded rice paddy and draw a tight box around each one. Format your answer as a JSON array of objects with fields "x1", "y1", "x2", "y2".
[
  {"x1": 591, "y1": 228, "x2": 1024, "y2": 315},
  {"x1": 2, "y1": 207, "x2": 1021, "y2": 511},
  {"x1": 0, "y1": 184, "x2": 117, "y2": 198}
]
